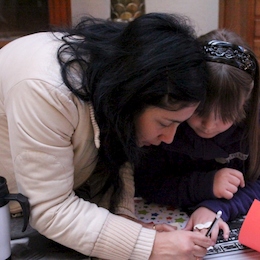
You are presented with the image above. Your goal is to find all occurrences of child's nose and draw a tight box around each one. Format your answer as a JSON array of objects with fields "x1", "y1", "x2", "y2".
[{"x1": 201, "y1": 118, "x2": 217, "y2": 130}]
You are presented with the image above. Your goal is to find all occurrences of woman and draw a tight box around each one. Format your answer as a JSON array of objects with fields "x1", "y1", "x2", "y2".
[{"x1": 0, "y1": 13, "x2": 212, "y2": 259}]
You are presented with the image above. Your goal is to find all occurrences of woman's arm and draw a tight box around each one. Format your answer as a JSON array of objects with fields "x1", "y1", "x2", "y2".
[{"x1": 6, "y1": 78, "x2": 155, "y2": 259}]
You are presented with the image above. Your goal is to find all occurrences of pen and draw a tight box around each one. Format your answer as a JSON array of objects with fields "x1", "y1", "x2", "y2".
[{"x1": 205, "y1": 210, "x2": 222, "y2": 237}]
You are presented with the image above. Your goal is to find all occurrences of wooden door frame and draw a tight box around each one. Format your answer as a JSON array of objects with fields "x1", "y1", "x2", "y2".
[
  {"x1": 219, "y1": 0, "x2": 255, "y2": 48},
  {"x1": 48, "y1": 0, "x2": 71, "y2": 27},
  {"x1": 0, "y1": 0, "x2": 71, "y2": 48}
]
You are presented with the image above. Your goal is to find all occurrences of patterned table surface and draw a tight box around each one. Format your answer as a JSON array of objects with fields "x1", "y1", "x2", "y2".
[{"x1": 134, "y1": 197, "x2": 189, "y2": 229}]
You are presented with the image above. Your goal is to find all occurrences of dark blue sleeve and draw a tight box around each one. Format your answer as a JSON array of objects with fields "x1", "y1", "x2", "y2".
[
  {"x1": 141, "y1": 170, "x2": 217, "y2": 207},
  {"x1": 194, "y1": 179, "x2": 260, "y2": 221},
  {"x1": 134, "y1": 148, "x2": 216, "y2": 207}
]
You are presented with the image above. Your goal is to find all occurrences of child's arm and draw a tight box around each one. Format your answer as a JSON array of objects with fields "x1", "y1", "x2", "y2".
[
  {"x1": 193, "y1": 179, "x2": 260, "y2": 222},
  {"x1": 135, "y1": 146, "x2": 217, "y2": 207},
  {"x1": 135, "y1": 166, "x2": 216, "y2": 208}
]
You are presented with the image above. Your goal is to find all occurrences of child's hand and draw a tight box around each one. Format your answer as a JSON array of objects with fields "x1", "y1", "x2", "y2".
[
  {"x1": 213, "y1": 168, "x2": 245, "y2": 199},
  {"x1": 184, "y1": 207, "x2": 230, "y2": 242}
]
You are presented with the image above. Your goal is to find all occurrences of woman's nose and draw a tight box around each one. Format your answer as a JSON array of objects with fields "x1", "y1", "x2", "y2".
[{"x1": 159, "y1": 125, "x2": 177, "y2": 144}]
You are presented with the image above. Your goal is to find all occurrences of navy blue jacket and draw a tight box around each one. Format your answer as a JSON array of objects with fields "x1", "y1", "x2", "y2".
[{"x1": 134, "y1": 122, "x2": 260, "y2": 221}]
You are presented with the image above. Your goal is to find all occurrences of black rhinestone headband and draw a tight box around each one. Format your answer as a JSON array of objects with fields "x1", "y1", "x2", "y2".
[{"x1": 203, "y1": 40, "x2": 257, "y2": 79}]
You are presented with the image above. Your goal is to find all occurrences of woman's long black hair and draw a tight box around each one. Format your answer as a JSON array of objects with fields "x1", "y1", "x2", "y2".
[{"x1": 57, "y1": 13, "x2": 208, "y2": 212}]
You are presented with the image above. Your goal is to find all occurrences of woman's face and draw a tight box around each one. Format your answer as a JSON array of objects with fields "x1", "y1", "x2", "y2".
[
  {"x1": 135, "y1": 105, "x2": 199, "y2": 147},
  {"x1": 187, "y1": 111, "x2": 234, "y2": 139}
]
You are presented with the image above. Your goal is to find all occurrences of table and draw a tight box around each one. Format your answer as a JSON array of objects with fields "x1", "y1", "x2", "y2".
[{"x1": 134, "y1": 197, "x2": 189, "y2": 229}]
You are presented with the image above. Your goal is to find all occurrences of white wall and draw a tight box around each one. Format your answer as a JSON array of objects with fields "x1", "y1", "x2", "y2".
[
  {"x1": 146, "y1": 0, "x2": 219, "y2": 36},
  {"x1": 71, "y1": 0, "x2": 110, "y2": 24},
  {"x1": 71, "y1": 0, "x2": 219, "y2": 36}
]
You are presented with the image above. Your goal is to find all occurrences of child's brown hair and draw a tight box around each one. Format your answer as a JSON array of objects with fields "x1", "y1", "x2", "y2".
[{"x1": 198, "y1": 29, "x2": 260, "y2": 181}]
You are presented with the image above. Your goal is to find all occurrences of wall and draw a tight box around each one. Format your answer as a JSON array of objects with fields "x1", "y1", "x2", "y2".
[
  {"x1": 71, "y1": 0, "x2": 219, "y2": 36},
  {"x1": 71, "y1": 0, "x2": 110, "y2": 24},
  {"x1": 146, "y1": 0, "x2": 219, "y2": 36}
]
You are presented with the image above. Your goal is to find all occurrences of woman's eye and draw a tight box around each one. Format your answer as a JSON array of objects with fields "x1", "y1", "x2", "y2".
[{"x1": 160, "y1": 122, "x2": 170, "y2": 127}]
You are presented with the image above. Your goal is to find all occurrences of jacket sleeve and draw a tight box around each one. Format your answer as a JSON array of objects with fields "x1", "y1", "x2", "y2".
[
  {"x1": 194, "y1": 179, "x2": 260, "y2": 221},
  {"x1": 6, "y1": 80, "x2": 155, "y2": 259},
  {"x1": 115, "y1": 162, "x2": 137, "y2": 219},
  {"x1": 134, "y1": 149, "x2": 216, "y2": 208}
]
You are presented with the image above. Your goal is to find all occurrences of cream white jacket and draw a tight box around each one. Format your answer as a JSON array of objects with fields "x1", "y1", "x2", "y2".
[{"x1": 0, "y1": 32, "x2": 155, "y2": 259}]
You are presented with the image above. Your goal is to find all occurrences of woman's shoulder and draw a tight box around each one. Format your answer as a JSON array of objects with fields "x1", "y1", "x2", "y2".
[
  {"x1": 0, "y1": 31, "x2": 64, "y2": 68},
  {"x1": 0, "y1": 32, "x2": 66, "y2": 93},
  {"x1": 1, "y1": 31, "x2": 63, "y2": 48}
]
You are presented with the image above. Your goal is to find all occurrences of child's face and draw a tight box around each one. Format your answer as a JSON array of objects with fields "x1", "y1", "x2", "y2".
[
  {"x1": 135, "y1": 104, "x2": 199, "y2": 147},
  {"x1": 187, "y1": 111, "x2": 234, "y2": 139}
]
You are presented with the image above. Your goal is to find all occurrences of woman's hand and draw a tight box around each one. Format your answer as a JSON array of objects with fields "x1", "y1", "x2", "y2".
[
  {"x1": 150, "y1": 229, "x2": 213, "y2": 260},
  {"x1": 184, "y1": 207, "x2": 230, "y2": 242}
]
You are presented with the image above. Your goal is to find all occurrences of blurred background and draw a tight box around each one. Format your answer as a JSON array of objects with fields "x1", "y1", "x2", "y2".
[{"x1": 0, "y1": 0, "x2": 259, "y2": 60}]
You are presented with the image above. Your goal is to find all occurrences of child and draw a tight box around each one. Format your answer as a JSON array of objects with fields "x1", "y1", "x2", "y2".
[{"x1": 135, "y1": 28, "x2": 260, "y2": 240}]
